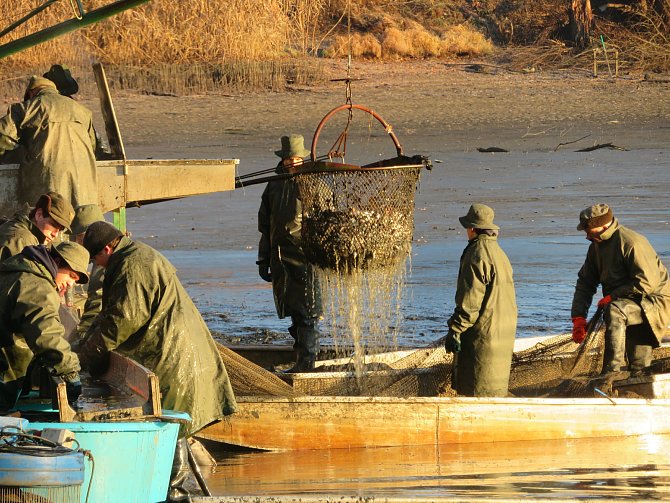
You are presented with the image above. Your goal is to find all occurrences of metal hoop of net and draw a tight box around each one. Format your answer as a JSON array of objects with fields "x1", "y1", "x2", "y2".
[{"x1": 294, "y1": 104, "x2": 428, "y2": 273}]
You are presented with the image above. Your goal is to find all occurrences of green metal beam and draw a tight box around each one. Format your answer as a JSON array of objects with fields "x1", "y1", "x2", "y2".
[{"x1": 0, "y1": 0, "x2": 151, "y2": 60}]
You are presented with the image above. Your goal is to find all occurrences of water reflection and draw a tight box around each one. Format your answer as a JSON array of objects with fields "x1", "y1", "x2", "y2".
[{"x1": 202, "y1": 434, "x2": 670, "y2": 499}]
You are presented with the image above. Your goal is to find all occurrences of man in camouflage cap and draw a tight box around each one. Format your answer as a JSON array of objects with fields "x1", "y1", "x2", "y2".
[
  {"x1": 444, "y1": 204, "x2": 517, "y2": 397},
  {"x1": 0, "y1": 192, "x2": 74, "y2": 263},
  {"x1": 571, "y1": 203, "x2": 670, "y2": 385},
  {"x1": 0, "y1": 74, "x2": 98, "y2": 209}
]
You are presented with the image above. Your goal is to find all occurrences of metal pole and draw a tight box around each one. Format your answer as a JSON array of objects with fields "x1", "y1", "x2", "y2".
[{"x1": 0, "y1": 0, "x2": 151, "y2": 60}]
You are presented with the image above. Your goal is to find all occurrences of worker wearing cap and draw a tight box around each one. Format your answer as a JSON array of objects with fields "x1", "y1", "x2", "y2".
[
  {"x1": 0, "y1": 241, "x2": 89, "y2": 408},
  {"x1": 571, "y1": 204, "x2": 670, "y2": 381},
  {"x1": 0, "y1": 191, "x2": 74, "y2": 262},
  {"x1": 257, "y1": 134, "x2": 322, "y2": 372},
  {"x1": 80, "y1": 221, "x2": 237, "y2": 500},
  {"x1": 444, "y1": 204, "x2": 517, "y2": 397},
  {"x1": 0, "y1": 75, "x2": 97, "y2": 209},
  {"x1": 69, "y1": 204, "x2": 106, "y2": 337}
]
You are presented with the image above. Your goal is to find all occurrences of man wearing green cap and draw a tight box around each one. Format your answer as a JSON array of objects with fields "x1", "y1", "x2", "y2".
[
  {"x1": 444, "y1": 203, "x2": 517, "y2": 397},
  {"x1": 0, "y1": 74, "x2": 98, "y2": 209},
  {"x1": 571, "y1": 204, "x2": 670, "y2": 385},
  {"x1": 0, "y1": 241, "x2": 89, "y2": 408},
  {"x1": 0, "y1": 191, "x2": 74, "y2": 263},
  {"x1": 257, "y1": 134, "x2": 323, "y2": 372}
]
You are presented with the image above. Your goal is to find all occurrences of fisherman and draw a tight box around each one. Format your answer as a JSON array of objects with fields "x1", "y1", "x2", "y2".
[
  {"x1": 0, "y1": 241, "x2": 89, "y2": 408},
  {"x1": 79, "y1": 221, "x2": 237, "y2": 501},
  {"x1": 42, "y1": 64, "x2": 111, "y2": 159},
  {"x1": 69, "y1": 204, "x2": 106, "y2": 337},
  {"x1": 571, "y1": 204, "x2": 670, "y2": 386},
  {"x1": 257, "y1": 134, "x2": 322, "y2": 372},
  {"x1": 0, "y1": 191, "x2": 74, "y2": 263},
  {"x1": 444, "y1": 204, "x2": 518, "y2": 397},
  {"x1": 0, "y1": 75, "x2": 97, "y2": 208}
]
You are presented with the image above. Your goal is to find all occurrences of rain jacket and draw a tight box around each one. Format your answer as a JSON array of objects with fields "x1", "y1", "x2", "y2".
[
  {"x1": 258, "y1": 170, "x2": 322, "y2": 320},
  {"x1": 448, "y1": 234, "x2": 517, "y2": 397},
  {"x1": 0, "y1": 249, "x2": 80, "y2": 401},
  {"x1": 0, "y1": 211, "x2": 45, "y2": 263},
  {"x1": 81, "y1": 237, "x2": 237, "y2": 436},
  {"x1": 0, "y1": 87, "x2": 97, "y2": 208},
  {"x1": 76, "y1": 264, "x2": 104, "y2": 338},
  {"x1": 571, "y1": 218, "x2": 670, "y2": 345}
]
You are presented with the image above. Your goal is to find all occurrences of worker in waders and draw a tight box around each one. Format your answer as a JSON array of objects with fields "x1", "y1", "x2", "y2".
[
  {"x1": 257, "y1": 134, "x2": 323, "y2": 372},
  {"x1": 444, "y1": 204, "x2": 517, "y2": 397},
  {"x1": 0, "y1": 75, "x2": 97, "y2": 209},
  {"x1": 571, "y1": 204, "x2": 670, "y2": 391},
  {"x1": 79, "y1": 221, "x2": 237, "y2": 502},
  {"x1": 0, "y1": 241, "x2": 89, "y2": 408}
]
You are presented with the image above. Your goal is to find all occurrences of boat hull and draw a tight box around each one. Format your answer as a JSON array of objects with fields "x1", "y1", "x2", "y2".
[{"x1": 198, "y1": 395, "x2": 670, "y2": 451}]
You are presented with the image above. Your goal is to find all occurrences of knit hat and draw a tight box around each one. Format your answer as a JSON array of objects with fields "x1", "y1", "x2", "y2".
[
  {"x1": 34, "y1": 192, "x2": 75, "y2": 232},
  {"x1": 83, "y1": 221, "x2": 123, "y2": 258},
  {"x1": 459, "y1": 204, "x2": 499, "y2": 230},
  {"x1": 71, "y1": 204, "x2": 105, "y2": 236},
  {"x1": 274, "y1": 134, "x2": 310, "y2": 159},
  {"x1": 51, "y1": 241, "x2": 90, "y2": 284},
  {"x1": 43, "y1": 64, "x2": 79, "y2": 97},
  {"x1": 577, "y1": 203, "x2": 614, "y2": 231}
]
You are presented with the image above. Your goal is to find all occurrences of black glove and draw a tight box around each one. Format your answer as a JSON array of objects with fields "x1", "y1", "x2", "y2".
[
  {"x1": 61, "y1": 372, "x2": 82, "y2": 404},
  {"x1": 258, "y1": 263, "x2": 272, "y2": 282},
  {"x1": 445, "y1": 331, "x2": 461, "y2": 353}
]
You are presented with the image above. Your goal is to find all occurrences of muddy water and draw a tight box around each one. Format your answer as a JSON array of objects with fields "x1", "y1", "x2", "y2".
[
  {"x1": 202, "y1": 434, "x2": 670, "y2": 500},
  {"x1": 123, "y1": 145, "x2": 670, "y2": 347}
]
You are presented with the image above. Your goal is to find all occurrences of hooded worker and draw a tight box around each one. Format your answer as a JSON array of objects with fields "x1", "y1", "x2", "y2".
[
  {"x1": 571, "y1": 204, "x2": 670, "y2": 384},
  {"x1": 0, "y1": 74, "x2": 98, "y2": 209},
  {"x1": 444, "y1": 204, "x2": 518, "y2": 397},
  {"x1": 257, "y1": 134, "x2": 323, "y2": 372},
  {"x1": 0, "y1": 241, "x2": 89, "y2": 408}
]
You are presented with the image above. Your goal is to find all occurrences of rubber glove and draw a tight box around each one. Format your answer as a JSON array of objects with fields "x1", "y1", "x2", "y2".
[
  {"x1": 61, "y1": 371, "x2": 82, "y2": 404},
  {"x1": 445, "y1": 331, "x2": 461, "y2": 353},
  {"x1": 258, "y1": 263, "x2": 272, "y2": 283},
  {"x1": 597, "y1": 295, "x2": 612, "y2": 309},
  {"x1": 572, "y1": 316, "x2": 588, "y2": 344}
]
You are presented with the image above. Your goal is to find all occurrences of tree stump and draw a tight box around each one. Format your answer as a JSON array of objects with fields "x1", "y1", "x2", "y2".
[{"x1": 569, "y1": 0, "x2": 594, "y2": 49}]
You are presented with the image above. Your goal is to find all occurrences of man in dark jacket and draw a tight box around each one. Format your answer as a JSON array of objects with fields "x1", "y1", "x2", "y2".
[
  {"x1": 0, "y1": 241, "x2": 89, "y2": 408},
  {"x1": 257, "y1": 134, "x2": 322, "y2": 372},
  {"x1": 571, "y1": 204, "x2": 670, "y2": 380},
  {"x1": 0, "y1": 75, "x2": 97, "y2": 209},
  {"x1": 444, "y1": 204, "x2": 518, "y2": 397}
]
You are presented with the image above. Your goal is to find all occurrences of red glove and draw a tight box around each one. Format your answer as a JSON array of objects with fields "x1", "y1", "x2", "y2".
[
  {"x1": 572, "y1": 316, "x2": 587, "y2": 344},
  {"x1": 597, "y1": 295, "x2": 612, "y2": 309}
]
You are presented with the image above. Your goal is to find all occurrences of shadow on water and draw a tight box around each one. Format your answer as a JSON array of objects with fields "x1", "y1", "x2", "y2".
[{"x1": 201, "y1": 434, "x2": 670, "y2": 500}]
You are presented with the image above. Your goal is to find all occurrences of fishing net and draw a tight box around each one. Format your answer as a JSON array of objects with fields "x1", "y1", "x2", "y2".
[{"x1": 295, "y1": 158, "x2": 424, "y2": 272}]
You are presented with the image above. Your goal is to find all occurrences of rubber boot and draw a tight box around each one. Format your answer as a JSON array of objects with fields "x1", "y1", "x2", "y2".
[
  {"x1": 285, "y1": 321, "x2": 320, "y2": 373},
  {"x1": 166, "y1": 438, "x2": 191, "y2": 502},
  {"x1": 603, "y1": 306, "x2": 629, "y2": 373}
]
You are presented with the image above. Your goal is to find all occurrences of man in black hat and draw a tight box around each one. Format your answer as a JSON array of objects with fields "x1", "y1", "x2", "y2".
[
  {"x1": 0, "y1": 74, "x2": 97, "y2": 209},
  {"x1": 571, "y1": 203, "x2": 670, "y2": 383},
  {"x1": 0, "y1": 241, "x2": 89, "y2": 407},
  {"x1": 257, "y1": 134, "x2": 323, "y2": 372},
  {"x1": 444, "y1": 203, "x2": 517, "y2": 397}
]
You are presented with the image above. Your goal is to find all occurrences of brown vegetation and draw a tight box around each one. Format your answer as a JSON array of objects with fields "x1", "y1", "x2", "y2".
[{"x1": 0, "y1": 0, "x2": 668, "y2": 95}]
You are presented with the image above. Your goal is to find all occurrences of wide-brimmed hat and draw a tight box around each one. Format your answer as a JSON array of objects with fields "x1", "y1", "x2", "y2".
[
  {"x1": 83, "y1": 221, "x2": 124, "y2": 258},
  {"x1": 577, "y1": 203, "x2": 613, "y2": 231},
  {"x1": 458, "y1": 203, "x2": 499, "y2": 230},
  {"x1": 43, "y1": 64, "x2": 79, "y2": 96},
  {"x1": 274, "y1": 134, "x2": 310, "y2": 159},
  {"x1": 71, "y1": 204, "x2": 105, "y2": 236},
  {"x1": 51, "y1": 241, "x2": 90, "y2": 284},
  {"x1": 35, "y1": 192, "x2": 74, "y2": 232}
]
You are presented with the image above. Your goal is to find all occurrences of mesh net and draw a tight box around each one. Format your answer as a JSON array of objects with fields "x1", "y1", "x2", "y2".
[{"x1": 295, "y1": 160, "x2": 422, "y2": 272}]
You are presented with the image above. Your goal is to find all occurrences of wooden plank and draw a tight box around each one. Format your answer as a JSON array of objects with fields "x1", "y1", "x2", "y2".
[
  {"x1": 92, "y1": 62, "x2": 126, "y2": 160},
  {"x1": 198, "y1": 395, "x2": 670, "y2": 451}
]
